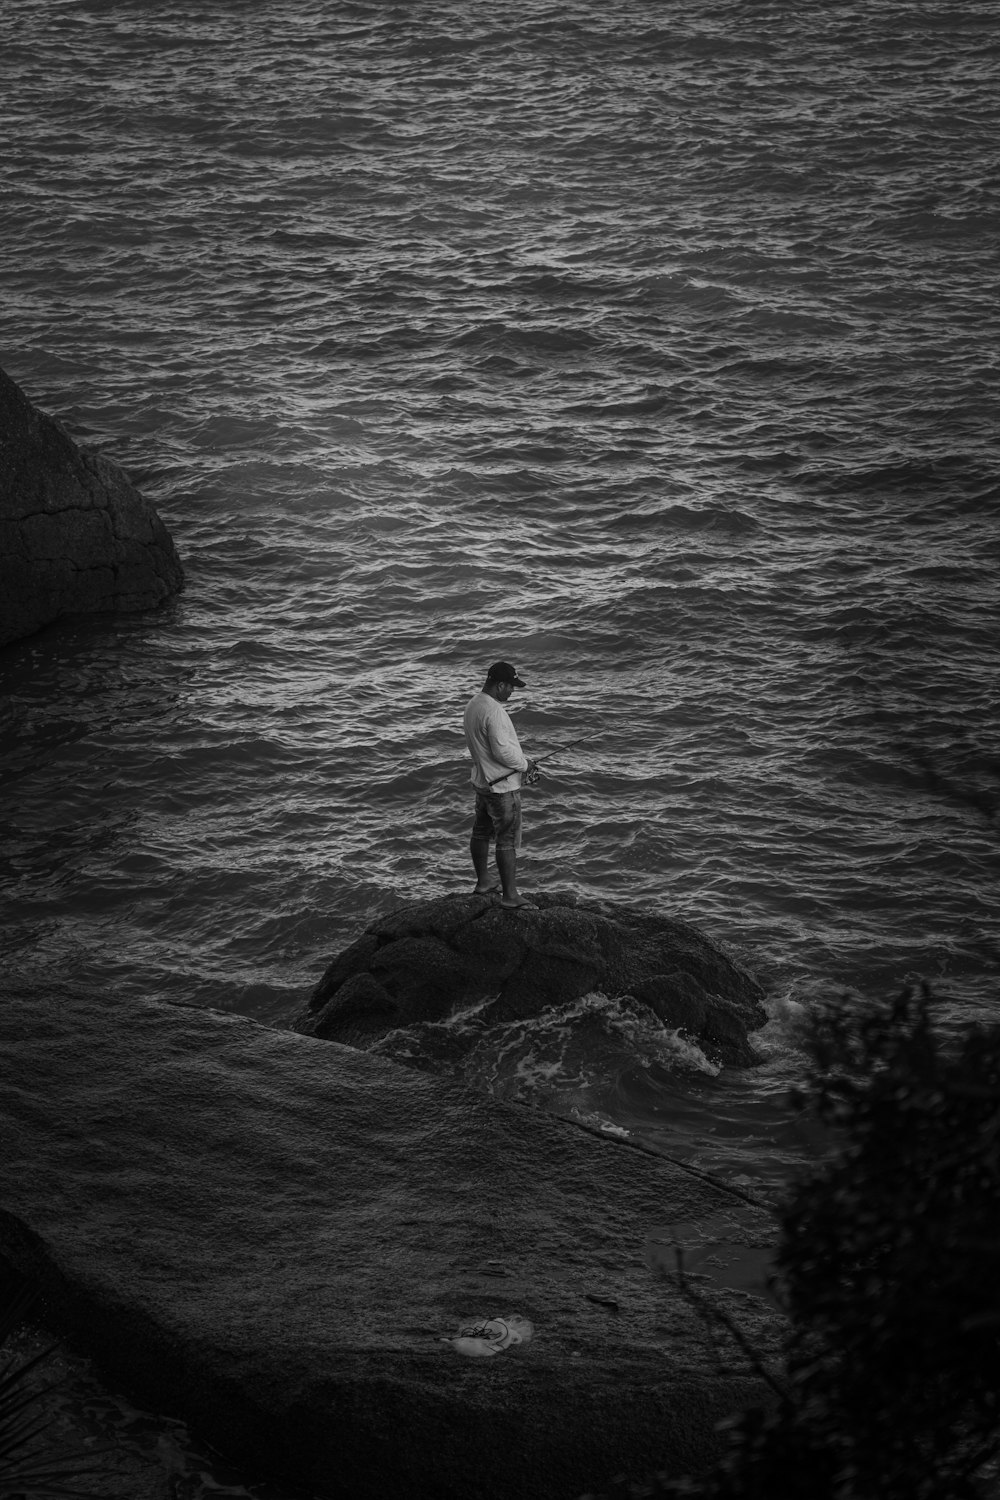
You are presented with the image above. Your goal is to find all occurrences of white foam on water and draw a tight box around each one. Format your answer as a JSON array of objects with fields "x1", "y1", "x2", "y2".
[{"x1": 373, "y1": 989, "x2": 724, "y2": 1134}]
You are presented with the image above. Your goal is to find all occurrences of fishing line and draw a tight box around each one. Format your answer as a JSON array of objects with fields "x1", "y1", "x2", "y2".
[{"x1": 564, "y1": 1111, "x2": 779, "y2": 1216}]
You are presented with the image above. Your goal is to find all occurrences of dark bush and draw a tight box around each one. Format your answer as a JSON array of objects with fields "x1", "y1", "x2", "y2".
[
  {"x1": 585, "y1": 989, "x2": 1000, "y2": 1500},
  {"x1": 0, "y1": 1268, "x2": 113, "y2": 1498}
]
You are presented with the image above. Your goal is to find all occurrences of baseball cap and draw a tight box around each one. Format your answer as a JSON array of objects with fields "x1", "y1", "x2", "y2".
[{"x1": 486, "y1": 661, "x2": 526, "y2": 687}]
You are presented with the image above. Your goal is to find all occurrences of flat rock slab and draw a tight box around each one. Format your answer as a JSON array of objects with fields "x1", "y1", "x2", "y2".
[
  {"x1": 304, "y1": 892, "x2": 768, "y2": 1069},
  {"x1": 0, "y1": 365, "x2": 183, "y2": 645},
  {"x1": 0, "y1": 986, "x2": 781, "y2": 1500}
]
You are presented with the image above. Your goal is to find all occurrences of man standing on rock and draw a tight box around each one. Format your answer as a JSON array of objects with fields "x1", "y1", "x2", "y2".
[{"x1": 463, "y1": 662, "x2": 538, "y2": 910}]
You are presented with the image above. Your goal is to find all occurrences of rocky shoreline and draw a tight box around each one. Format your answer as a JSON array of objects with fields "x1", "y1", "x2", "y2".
[{"x1": 0, "y1": 957, "x2": 782, "y2": 1499}]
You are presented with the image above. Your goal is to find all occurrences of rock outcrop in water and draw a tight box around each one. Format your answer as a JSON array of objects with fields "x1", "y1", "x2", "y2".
[
  {"x1": 0, "y1": 365, "x2": 183, "y2": 646},
  {"x1": 304, "y1": 892, "x2": 767, "y2": 1069},
  {"x1": 0, "y1": 985, "x2": 780, "y2": 1500}
]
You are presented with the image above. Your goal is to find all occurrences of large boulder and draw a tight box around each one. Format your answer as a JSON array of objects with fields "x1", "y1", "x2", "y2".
[
  {"x1": 304, "y1": 892, "x2": 768, "y2": 1069},
  {"x1": 0, "y1": 365, "x2": 183, "y2": 646},
  {"x1": 0, "y1": 984, "x2": 781, "y2": 1500}
]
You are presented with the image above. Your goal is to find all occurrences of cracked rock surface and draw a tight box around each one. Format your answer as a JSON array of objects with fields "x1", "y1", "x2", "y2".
[
  {"x1": 0, "y1": 365, "x2": 183, "y2": 645},
  {"x1": 0, "y1": 983, "x2": 780, "y2": 1500},
  {"x1": 303, "y1": 892, "x2": 768, "y2": 1069}
]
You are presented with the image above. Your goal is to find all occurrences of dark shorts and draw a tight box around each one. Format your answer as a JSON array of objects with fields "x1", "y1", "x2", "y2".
[{"x1": 471, "y1": 790, "x2": 522, "y2": 851}]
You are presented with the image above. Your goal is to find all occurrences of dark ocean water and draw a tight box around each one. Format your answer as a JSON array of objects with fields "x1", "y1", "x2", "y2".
[{"x1": 3, "y1": 0, "x2": 999, "y2": 1229}]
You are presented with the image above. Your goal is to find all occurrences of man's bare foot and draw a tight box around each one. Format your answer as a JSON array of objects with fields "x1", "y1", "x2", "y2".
[
  {"x1": 500, "y1": 895, "x2": 536, "y2": 909},
  {"x1": 473, "y1": 883, "x2": 501, "y2": 895}
]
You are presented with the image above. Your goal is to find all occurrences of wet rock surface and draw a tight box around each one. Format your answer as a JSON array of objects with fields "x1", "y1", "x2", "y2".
[
  {"x1": 0, "y1": 984, "x2": 781, "y2": 1500},
  {"x1": 305, "y1": 892, "x2": 768, "y2": 1069},
  {"x1": 0, "y1": 366, "x2": 183, "y2": 646}
]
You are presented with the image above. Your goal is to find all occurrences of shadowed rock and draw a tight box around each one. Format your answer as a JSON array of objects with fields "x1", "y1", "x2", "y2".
[
  {"x1": 0, "y1": 365, "x2": 183, "y2": 646},
  {"x1": 0, "y1": 985, "x2": 781, "y2": 1500},
  {"x1": 304, "y1": 892, "x2": 768, "y2": 1069}
]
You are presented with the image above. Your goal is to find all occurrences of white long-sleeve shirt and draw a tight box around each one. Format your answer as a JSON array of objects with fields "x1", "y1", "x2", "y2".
[{"x1": 463, "y1": 692, "x2": 529, "y2": 793}]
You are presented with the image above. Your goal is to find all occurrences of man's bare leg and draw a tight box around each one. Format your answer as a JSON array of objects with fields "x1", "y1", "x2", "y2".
[
  {"x1": 496, "y1": 846, "x2": 532, "y2": 908},
  {"x1": 471, "y1": 837, "x2": 499, "y2": 894}
]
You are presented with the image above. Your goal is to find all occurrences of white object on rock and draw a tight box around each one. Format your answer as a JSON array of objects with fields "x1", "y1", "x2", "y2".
[{"x1": 443, "y1": 1315, "x2": 534, "y2": 1358}]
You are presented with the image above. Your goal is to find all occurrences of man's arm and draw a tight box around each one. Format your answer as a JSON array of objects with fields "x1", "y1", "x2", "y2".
[
  {"x1": 487, "y1": 711, "x2": 530, "y2": 776},
  {"x1": 488, "y1": 757, "x2": 539, "y2": 787}
]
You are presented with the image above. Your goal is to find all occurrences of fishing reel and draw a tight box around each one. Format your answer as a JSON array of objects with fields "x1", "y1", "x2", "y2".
[{"x1": 524, "y1": 761, "x2": 542, "y2": 787}]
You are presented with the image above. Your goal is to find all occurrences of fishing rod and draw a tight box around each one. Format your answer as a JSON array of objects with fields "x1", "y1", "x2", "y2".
[{"x1": 487, "y1": 741, "x2": 587, "y2": 788}]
